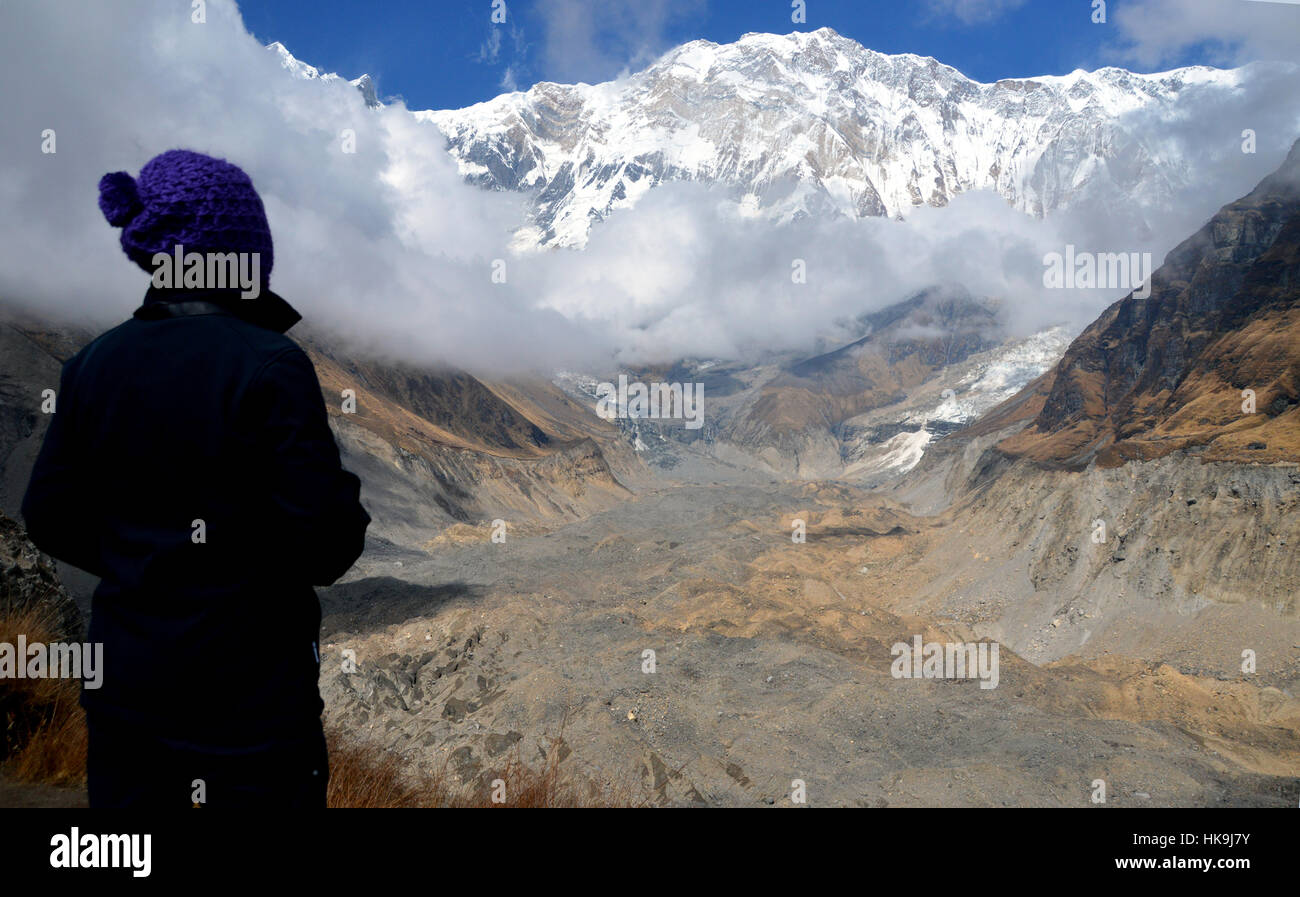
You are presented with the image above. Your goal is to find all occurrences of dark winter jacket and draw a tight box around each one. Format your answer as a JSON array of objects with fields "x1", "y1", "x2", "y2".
[{"x1": 21, "y1": 286, "x2": 370, "y2": 745}]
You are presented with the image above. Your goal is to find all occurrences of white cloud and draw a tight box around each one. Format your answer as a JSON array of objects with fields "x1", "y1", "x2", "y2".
[
  {"x1": 478, "y1": 26, "x2": 503, "y2": 64},
  {"x1": 924, "y1": 0, "x2": 1030, "y2": 25},
  {"x1": 534, "y1": 0, "x2": 704, "y2": 83},
  {"x1": 1110, "y1": 0, "x2": 1300, "y2": 67},
  {"x1": 0, "y1": 0, "x2": 588, "y2": 373},
  {"x1": 0, "y1": 0, "x2": 1296, "y2": 376}
]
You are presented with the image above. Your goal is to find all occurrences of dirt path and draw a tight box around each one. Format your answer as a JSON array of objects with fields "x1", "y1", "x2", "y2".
[{"x1": 0, "y1": 774, "x2": 86, "y2": 808}]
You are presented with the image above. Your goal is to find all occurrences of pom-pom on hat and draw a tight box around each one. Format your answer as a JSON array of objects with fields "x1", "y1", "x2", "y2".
[{"x1": 97, "y1": 149, "x2": 273, "y2": 288}]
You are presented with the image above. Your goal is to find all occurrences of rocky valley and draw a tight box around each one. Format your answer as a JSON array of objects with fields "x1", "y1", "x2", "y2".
[{"x1": 1, "y1": 19, "x2": 1297, "y2": 810}]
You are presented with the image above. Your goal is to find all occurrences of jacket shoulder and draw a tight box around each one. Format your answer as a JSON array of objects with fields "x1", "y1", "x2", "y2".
[
  {"x1": 205, "y1": 314, "x2": 304, "y2": 362},
  {"x1": 65, "y1": 313, "x2": 309, "y2": 384}
]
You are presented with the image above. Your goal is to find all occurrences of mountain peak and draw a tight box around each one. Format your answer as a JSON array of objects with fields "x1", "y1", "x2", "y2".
[
  {"x1": 267, "y1": 40, "x2": 325, "y2": 80},
  {"x1": 351, "y1": 73, "x2": 380, "y2": 108},
  {"x1": 268, "y1": 31, "x2": 1281, "y2": 251},
  {"x1": 737, "y1": 25, "x2": 844, "y2": 42},
  {"x1": 266, "y1": 42, "x2": 380, "y2": 107},
  {"x1": 424, "y1": 32, "x2": 1256, "y2": 247}
]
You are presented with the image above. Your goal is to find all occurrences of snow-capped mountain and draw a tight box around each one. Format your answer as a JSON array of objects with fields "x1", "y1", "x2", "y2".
[
  {"x1": 417, "y1": 27, "x2": 1260, "y2": 248},
  {"x1": 258, "y1": 31, "x2": 1289, "y2": 481},
  {"x1": 268, "y1": 29, "x2": 1292, "y2": 250},
  {"x1": 268, "y1": 41, "x2": 379, "y2": 107}
]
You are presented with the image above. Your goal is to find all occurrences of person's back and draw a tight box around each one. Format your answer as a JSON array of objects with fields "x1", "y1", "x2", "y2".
[{"x1": 21, "y1": 149, "x2": 370, "y2": 807}]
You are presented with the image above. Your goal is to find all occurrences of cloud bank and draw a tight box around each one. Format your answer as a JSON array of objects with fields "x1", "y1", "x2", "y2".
[
  {"x1": 1112, "y1": 0, "x2": 1300, "y2": 68},
  {"x1": 0, "y1": 0, "x2": 1297, "y2": 376}
]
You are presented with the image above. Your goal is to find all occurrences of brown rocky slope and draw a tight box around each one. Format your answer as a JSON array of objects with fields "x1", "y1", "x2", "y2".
[{"x1": 1000, "y1": 138, "x2": 1300, "y2": 468}]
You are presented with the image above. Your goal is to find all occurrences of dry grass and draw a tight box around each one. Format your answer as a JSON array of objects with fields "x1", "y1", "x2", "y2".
[
  {"x1": 0, "y1": 594, "x2": 88, "y2": 786},
  {"x1": 326, "y1": 727, "x2": 639, "y2": 808}
]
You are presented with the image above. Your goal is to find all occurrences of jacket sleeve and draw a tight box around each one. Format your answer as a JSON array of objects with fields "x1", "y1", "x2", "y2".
[
  {"x1": 243, "y1": 346, "x2": 371, "y2": 586},
  {"x1": 21, "y1": 358, "x2": 107, "y2": 578}
]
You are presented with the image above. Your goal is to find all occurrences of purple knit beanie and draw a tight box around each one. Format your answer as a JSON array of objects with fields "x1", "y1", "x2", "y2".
[{"x1": 98, "y1": 149, "x2": 273, "y2": 289}]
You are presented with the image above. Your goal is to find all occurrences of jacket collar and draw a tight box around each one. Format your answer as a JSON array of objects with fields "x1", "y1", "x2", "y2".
[{"x1": 134, "y1": 286, "x2": 303, "y2": 334}]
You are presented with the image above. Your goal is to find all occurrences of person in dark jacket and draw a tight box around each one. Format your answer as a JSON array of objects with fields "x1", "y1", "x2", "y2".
[{"x1": 21, "y1": 148, "x2": 370, "y2": 808}]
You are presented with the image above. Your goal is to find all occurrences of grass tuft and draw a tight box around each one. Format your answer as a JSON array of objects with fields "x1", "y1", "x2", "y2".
[{"x1": 0, "y1": 595, "x2": 88, "y2": 786}]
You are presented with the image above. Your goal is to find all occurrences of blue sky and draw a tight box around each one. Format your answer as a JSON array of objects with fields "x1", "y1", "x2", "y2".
[{"x1": 238, "y1": 0, "x2": 1296, "y2": 112}]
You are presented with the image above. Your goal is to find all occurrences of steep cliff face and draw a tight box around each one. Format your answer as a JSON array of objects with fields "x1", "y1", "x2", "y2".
[{"x1": 999, "y1": 139, "x2": 1300, "y2": 468}]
